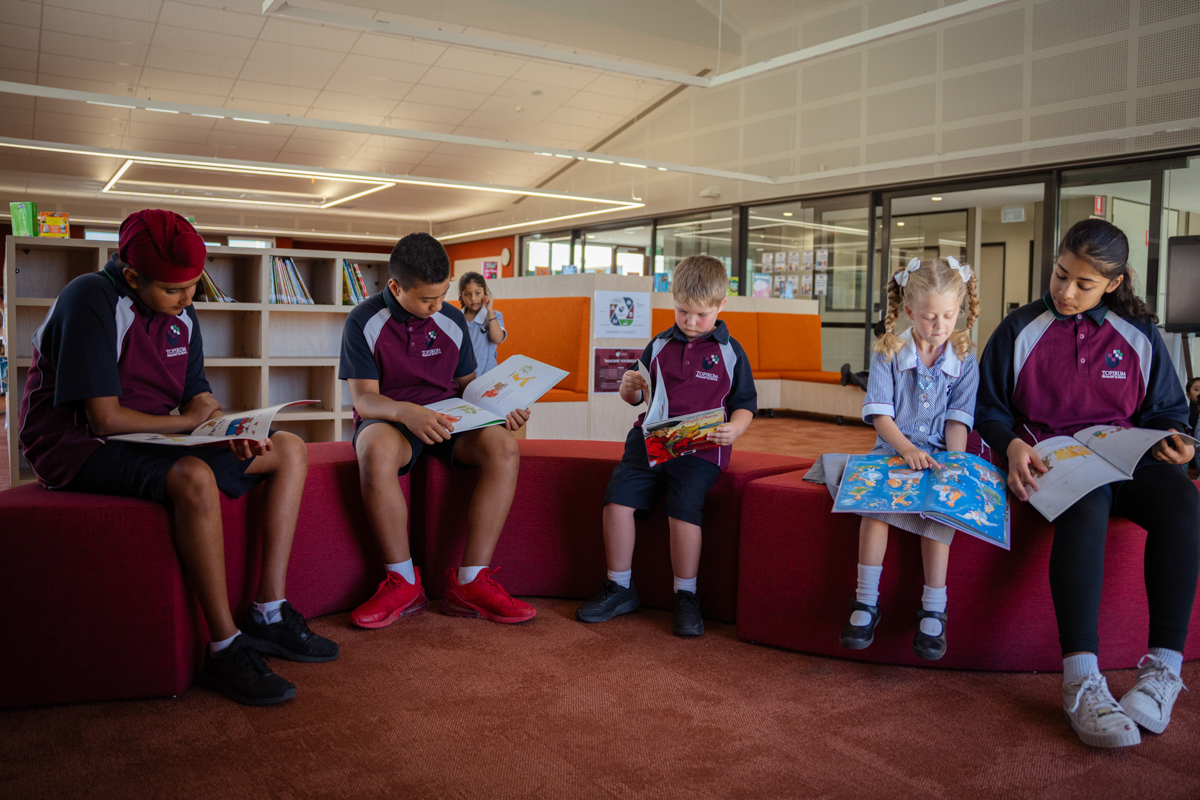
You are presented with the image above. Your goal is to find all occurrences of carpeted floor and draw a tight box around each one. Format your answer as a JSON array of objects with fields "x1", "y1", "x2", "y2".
[{"x1": 2, "y1": 600, "x2": 1198, "y2": 799}]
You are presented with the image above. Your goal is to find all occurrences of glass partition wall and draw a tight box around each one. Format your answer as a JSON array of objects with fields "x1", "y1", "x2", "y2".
[{"x1": 654, "y1": 211, "x2": 734, "y2": 293}]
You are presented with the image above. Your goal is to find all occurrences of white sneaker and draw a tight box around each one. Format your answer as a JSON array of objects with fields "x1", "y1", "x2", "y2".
[
  {"x1": 1120, "y1": 654, "x2": 1188, "y2": 734},
  {"x1": 1062, "y1": 673, "x2": 1142, "y2": 748}
]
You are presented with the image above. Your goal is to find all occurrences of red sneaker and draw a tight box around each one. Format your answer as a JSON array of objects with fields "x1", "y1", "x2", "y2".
[
  {"x1": 351, "y1": 568, "x2": 429, "y2": 629},
  {"x1": 441, "y1": 567, "x2": 537, "y2": 624}
]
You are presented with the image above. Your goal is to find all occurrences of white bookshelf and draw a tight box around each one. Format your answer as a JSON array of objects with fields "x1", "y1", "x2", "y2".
[{"x1": 3, "y1": 236, "x2": 388, "y2": 486}]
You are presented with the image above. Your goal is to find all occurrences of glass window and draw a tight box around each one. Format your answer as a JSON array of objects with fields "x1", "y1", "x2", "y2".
[
  {"x1": 579, "y1": 224, "x2": 651, "y2": 276},
  {"x1": 654, "y1": 211, "x2": 733, "y2": 294},
  {"x1": 227, "y1": 237, "x2": 272, "y2": 248},
  {"x1": 83, "y1": 230, "x2": 119, "y2": 241},
  {"x1": 520, "y1": 231, "x2": 575, "y2": 275}
]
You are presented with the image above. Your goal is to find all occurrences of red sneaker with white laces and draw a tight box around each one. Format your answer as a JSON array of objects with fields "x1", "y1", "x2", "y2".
[
  {"x1": 441, "y1": 567, "x2": 537, "y2": 624},
  {"x1": 351, "y1": 568, "x2": 429, "y2": 629}
]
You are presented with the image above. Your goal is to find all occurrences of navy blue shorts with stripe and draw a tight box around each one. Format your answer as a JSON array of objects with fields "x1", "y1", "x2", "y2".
[
  {"x1": 603, "y1": 427, "x2": 721, "y2": 527},
  {"x1": 353, "y1": 418, "x2": 472, "y2": 477}
]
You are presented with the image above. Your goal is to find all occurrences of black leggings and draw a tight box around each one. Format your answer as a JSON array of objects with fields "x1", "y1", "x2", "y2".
[{"x1": 1050, "y1": 462, "x2": 1200, "y2": 655}]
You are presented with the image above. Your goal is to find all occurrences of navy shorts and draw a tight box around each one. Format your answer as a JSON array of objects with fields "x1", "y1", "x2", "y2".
[
  {"x1": 603, "y1": 427, "x2": 722, "y2": 527},
  {"x1": 352, "y1": 418, "x2": 472, "y2": 477},
  {"x1": 63, "y1": 436, "x2": 267, "y2": 504}
]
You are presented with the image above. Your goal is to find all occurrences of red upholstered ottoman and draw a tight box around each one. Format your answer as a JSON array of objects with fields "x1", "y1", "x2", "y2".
[
  {"x1": 0, "y1": 442, "x2": 406, "y2": 709},
  {"x1": 736, "y1": 471, "x2": 1200, "y2": 671},
  {"x1": 416, "y1": 439, "x2": 811, "y2": 623}
]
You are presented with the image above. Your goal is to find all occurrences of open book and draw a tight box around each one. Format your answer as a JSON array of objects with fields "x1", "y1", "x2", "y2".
[
  {"x1": 107, "y1": 401, "x2": 317, "y2": 446},
  {"x1": 1025, "y1": 425, "x2": 1199, "y2": 521},
  {"x1": 831, "y1": 452, "x2": 1010, "y2": 549},
  {"x1": 423, "y1": 355, "x2": 569, "y2": 433},
  {"x1": 638, "y1": 361, "x2": 724, "y2": 467}
]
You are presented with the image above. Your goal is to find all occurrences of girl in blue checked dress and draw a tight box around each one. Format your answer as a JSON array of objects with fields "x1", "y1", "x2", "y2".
[{"x1": 812, "y1": 256, "x2": 980, "y2": 660}]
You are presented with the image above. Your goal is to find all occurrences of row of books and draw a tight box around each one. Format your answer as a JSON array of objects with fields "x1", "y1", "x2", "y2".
[
  {"x1": 342, "y1": 260, "x2": 369, "y2": 305},
  {"x1": 195, "y1": 269, "x2": 235, "y2": 303},
  {"x1": 270, "y1": 256, "x2": 314, "y2": 305}
]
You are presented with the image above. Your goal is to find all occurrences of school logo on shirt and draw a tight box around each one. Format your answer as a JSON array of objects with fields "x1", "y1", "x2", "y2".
[
  {"x1": 164, "y1": 323, "x2": 187, "y2": 357},
  {"x1": 1101, "y1": 348, "x2": 1126, "y2": 380},
  {"x1": 702, "y1": 354, "x2": 720, "y2": 370},
  {"x1": 422, "y1": 329, "x2": 442, "y2": 357}
]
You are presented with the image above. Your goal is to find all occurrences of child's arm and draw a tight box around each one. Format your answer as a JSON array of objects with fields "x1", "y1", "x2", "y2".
[
  {"x1": 83, "y1": 392, "x2": 222, "y2": 436},
  {"x1": 873, "y1": 415, "x2": 940, "y2": 470},
  {"x1": 945, "y1": 420, "x2": 968, "y2": 452},
  {"x1": 707, "y1": 408, "x2": 753, "y2": 446},
  {"x1": 619, "y1": 369, "x2": 647, "y2": 405},
  {"x1": 348, "y1": 378, "x2": 454, "y2": 444},
  {"x1": 484, "y1": 300, "x2": 505, "y2": 345}
]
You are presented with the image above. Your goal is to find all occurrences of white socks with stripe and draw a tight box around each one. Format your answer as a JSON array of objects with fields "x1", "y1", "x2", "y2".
[
  {"x1": 1149, "y1": 647, "x2": 1183, "y2": 676},
  {"x1": 1064, "y1": 653, "x2": 1101, "y2": 684},
  {"x1": 851, "y1": 564, "x2": 882, "y2": 626},
  {"x1": 607, "y1": 568, "x2": 632, "y2": 589},
  {"x1": 673, "y1": 575, "x2": 697, "y2": 594},
  {"x1": 920, "y1": 585, "x2": 947, "y2": 636},
  {"x1": 385, "y1": 558, "x2": 416, "y2": 584},
  {"x1": 458, "y1": 566, "x2": 486, "y2": 585}
]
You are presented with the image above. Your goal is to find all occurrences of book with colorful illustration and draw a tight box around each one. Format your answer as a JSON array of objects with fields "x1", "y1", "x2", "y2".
[
  {"x1": 831, "y1": 452, "x2": 1010, "y2": 549},
  {"x1": 107, "y1": 401, "x2": 317, "y2": 446},
  {"x1": 195, "y1": 268, "x2": 235, "y2": 303},
  {"x1": 422, "y1": 355, "x2": 569, "y2": 433},
  {"x1": 637, "y1": 361, "x2": 723, "y2": 467},
  {"x1": 1024, "y1": 425, "x2": 1199, "y2": 521}
]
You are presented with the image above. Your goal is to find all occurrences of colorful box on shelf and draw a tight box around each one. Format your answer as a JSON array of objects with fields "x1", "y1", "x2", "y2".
[
  {"x1": 37, "y1": 212, "x2": 69, "y2": 238},
  {"x1": 9, "y1": 202, "x2": 37, "y2": 237}
]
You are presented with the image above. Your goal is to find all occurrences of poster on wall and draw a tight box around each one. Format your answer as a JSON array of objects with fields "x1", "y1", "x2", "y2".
[
  {"x1": 752, "y1": 273, "x2": 771, "y2": 298},
  {"x1": 815, "y1": 249, "x2": 829, "y2": 271},
  {"x1": 762, "y1": 252, "x2": 774, "y2": 272},
  {"x1": 595, "y1": 290, "x2": 651, "y2": 339},
  {"x1": 593, "y1": 348, "x2": 642, "y2": 393},
  {"x1": 787, "y1": 251, "x2": 800, "y2": 270},
  {"x1": 800, "y1": 273, "x2": 813, "y2": 295},
  {"x1": 802, "y1": 250, "x2": 814, "y2": 271},
  {"x1": 814, "y1": 273, "x2": 828, "y2": 295},
  {"x1": 482, "y1": 261, "x2": 499, "y2": 280}
]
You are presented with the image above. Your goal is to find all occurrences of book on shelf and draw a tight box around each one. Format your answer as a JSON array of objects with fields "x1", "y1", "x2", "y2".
[
  {"x1": 270, "y1": 256, "x2": 314, "y2": 305},
  {"x1": 195, "y1": 268, "x2": 235, "y2": 303},
  {"x1": 637, "y1": 360, "x2": 723, "y2": 467},
  {"x1": 342, "y1": 260, "x2": 369, "y2": 305},
  {"x1": 107, "y1": 401, "x2": 316, "y2": 446},
  {"x1": 421, "y1": 355, "x2": 569, "y2": 433}
]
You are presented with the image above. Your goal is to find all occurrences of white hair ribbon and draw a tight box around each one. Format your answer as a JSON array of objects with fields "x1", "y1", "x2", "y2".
[
  {"x1": 894, "y1": 256, "x2": 921, "y2": 287},
  {"x1": 945, "y1": 255, "x2": 973, "y2": 284}
]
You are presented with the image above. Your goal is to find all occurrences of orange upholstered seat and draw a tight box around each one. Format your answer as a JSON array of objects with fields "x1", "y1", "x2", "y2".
[
  {"x1": 756, "y1": 313, "x2": 824, "y2": 373},
  {"x1": 492, "y1": 297, "x2": 590, "y2": 402},
  {"x1": 778, "y1": 370, "x2": 842, "y2": 384}
]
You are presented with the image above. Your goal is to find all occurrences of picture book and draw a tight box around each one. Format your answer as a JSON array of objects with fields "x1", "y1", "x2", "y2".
[
  {"x1": 831, "y1": 452, "x2": 1010, "y2": 549},
  {"x1": 1025, "y1": 425, "x2": 1200, "y2": 521},
  {"x1": 422, "y1": 355, "x2": 569, "y2": 433},
  {"x1": 637, "y1": 361, "x2": 723, "y2": 467},
  {"x1": 107, "y1": 401, "x2": 316, "y2": 446}
]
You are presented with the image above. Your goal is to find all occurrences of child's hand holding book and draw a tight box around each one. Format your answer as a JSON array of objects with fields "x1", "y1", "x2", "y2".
[
  {"x1": 619, "y1": 369, "x2": 648, "y2": 404},
  {"x1": 397, "y1": 403, "x2": 455, "y2": 444}
]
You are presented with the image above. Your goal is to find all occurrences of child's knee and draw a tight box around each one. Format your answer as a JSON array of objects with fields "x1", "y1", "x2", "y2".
[
  {"x1": 357, "y1": 437, "x2": 407, "y2": 483},
  {"x1": 274, "y1": 430, "x2": 308, "y2": 468},
  {"x1": 166, "y1": 457, "x2": 219, "y2": 506}
]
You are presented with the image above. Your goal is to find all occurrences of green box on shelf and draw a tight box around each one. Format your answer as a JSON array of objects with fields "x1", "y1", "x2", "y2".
[{"x1": 10, "y1": 202, "x2": 38, "y2": 237}]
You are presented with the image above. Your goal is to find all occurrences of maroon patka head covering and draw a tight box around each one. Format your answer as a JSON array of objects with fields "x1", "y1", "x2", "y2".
[{"x1": 118, "y1": 209, "x2": 206, "y2": 284}]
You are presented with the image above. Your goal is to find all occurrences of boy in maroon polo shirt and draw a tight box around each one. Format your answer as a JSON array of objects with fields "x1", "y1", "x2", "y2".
[
  {"x1": 576, "y1": 255, "x2": 757, "y2": 636},
  {"x1": 19, "y1": 210, "x2": 337, "y2": 706},
  {"x1": 339, "y1": 232, "x2": 535, "y2": 626}
]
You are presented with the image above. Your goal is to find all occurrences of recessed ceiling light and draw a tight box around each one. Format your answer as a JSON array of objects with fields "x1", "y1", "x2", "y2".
[
  {"x1": 931, "y1": 196, "x2": 943, "y2": 201},
  {"x1": 782, "y1": 212, "x2": 793, "y2": 217},
  {"x1": 897, "y1": 221, "x2": 905, "y2": 226}
]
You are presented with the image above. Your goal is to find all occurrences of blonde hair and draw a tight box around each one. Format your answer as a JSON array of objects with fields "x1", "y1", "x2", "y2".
[
  {"x1": 875, "y1": 257, "x2": 979, "y2": 361},
  {"x1": 672, "y1": 255, "x2": 727, "y2": 307}
]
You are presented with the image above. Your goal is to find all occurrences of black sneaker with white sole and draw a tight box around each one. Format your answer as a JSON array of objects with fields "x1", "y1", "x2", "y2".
[
  {"x1": 197, "y1": 634, "x2": 296, "y2": 706},
  {"x1": 673, "y1": 590, "x2": 704, "y2": 637},
  {"x1": 240, "y1": 601, "x2": 339, "y2": 663},
  {"x1": 576, "y1": 579, "x2": 640, "y2": 623}
]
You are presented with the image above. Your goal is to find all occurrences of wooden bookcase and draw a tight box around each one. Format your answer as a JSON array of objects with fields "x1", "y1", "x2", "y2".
[{"x1": 2, "y1": 236, "x2": 388, "y2": 485}]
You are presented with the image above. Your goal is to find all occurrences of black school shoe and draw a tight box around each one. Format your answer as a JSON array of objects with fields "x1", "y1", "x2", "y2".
[
  {"x1": 673, "y1": 590, "x2": 704, "y2": 637},
  {"x1": 839, "y1": 600, "x2": 880, "y2": 650},
  {"x1": 198, "y1": 635, "x2": 296, "y2": 706},
  {"x1": 912, "y1": 610, "x2": 947, "y2": 661},
  {"x1": 240, "y1": 601, "x2": 339, "y2": 663},
  {"x1": 576, "y1": 580, "x2": 641, "y2": 623}
]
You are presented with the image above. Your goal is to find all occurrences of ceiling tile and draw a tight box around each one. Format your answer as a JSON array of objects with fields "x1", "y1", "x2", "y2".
[
  {"x1": 3, "y1": 1, "x2": 42, "y2": 29},
  {"x1": 41, "y1": 6, "x2": 153, "y2": 44},
  {"x1": 288, "y1": 127, "x2": 371, "y2": 146},
  {"x1": 0, "y1": 68, "x2": 38, "y2": 84},
  {"x1": 117, "y1": 138, "x2": 206, "y2": 156},
  {"x1": 492, "y1": 79, "x2": 576, "y2": 107},
  {"x1": 40, "y1": 31, "x2": 149, "y2": 65},
  {"x1": 39, "y1": 54, "x2": 141, "y2": 85},
  {"x1": 350, "y1": 33, "x2": 447, "y2": 65},
  {"x1": 0, "y1": 47, "x2": 37, "y2": 72},
  {"x1": 433, "y1": 48, "x2": 527, "y2": 77},
  {"x1": 258, "y1": 17, "x2": 363, "y2": 52},
  {"x1": 150, "y1": 25, "x2": 255, "y2": 60},
  {"x1": 581, "y1": 74, "x2": 669, "y2": 101},
  {"x1": 403, "y1": 84, "x2": 490, "y2": 112},
  {"x1": 509, "y1": 61, "x2": 603, "y2": 91},
  {"x1": 0, "y1": 22, "x2": 38, "y2": 52},
  {"x1": 311, "y1": 91, "x2": 399, "y2": 117},
  {"x1": 229, "y1": 80, "x2": 320, "y2": 107},
  {"x1": 335, "y1": 54, "x2": 429, "y2": 85},
  {"x1": 238, "y1": 60, "x2": 338, "y2": 91},
  {"x1": 143, "y1": 47, "x2": 243, "y2": 80},
  {"x1": 565, "y1": 91, "x2": 639, "y2": 117},
  {"x1": 391, "y1": 101, "x2": 474, "y2": 127},
  {"x1": 140, "y1": 67, "x2": 235, "y2": 98},
  {"x1": 0, "y1": 109, "x2": 36, "y2": 137},
  {"x1": 45, "y1": 0, "x2": 163, "y2": 22},
  {"x1": 420, "y1": 66, "x2": 507, "y2": 94},
  {"x1": 31, "y1": 110, "x2": 124, "y2": 136},
  {"x1": 157, "y1": 2, "x2": 265, "y2": 39},
  {"x1": 229, "y1": 99, "x2": 314, "y2": 117},
  {"x1": 321, "y1": 74, "x2": 413, "y2": 102}
]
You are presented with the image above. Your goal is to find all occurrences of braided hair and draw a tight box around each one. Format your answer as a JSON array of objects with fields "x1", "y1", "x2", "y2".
[{"x1": 875, "y1": 256, "x2": 978, "y2": 361}]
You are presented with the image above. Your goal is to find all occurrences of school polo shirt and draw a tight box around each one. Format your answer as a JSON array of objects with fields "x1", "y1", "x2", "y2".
[
  {"x1": 633, "y1": 320, "x2": 757, "y2": 468},
  {"x1": 339, "y1": 290, "x2": 476, "y2": 426},
  {"x1": 976, "y1": 294, "x2": 1189, "y2": 454},
  {"x1": 18, "y1": 259, "x2": 210, "y2": 489}
]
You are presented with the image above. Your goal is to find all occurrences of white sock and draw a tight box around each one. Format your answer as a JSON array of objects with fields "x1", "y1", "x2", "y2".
[
  {"x1": 673, "y1": 575, "x2": 697, "y2": 594},
  {"x1": 210, "y1": 631, "x2": 239, "y2": 655},
  {"x1": 1063, "y1": 652, "x2": 1101, "y2": 684},
  {"x1": 851, "y1": 564, "x2": 883, "y2": 626},
  {"x1": 919, "y1": 585, "x2": 947, "y2": 636},
  {"x1": 607, "y1": 568, "x2": 632, "y2": 589},
  {"x1": 252, "y1": 599, "x2": 285, "y2": 625},
  {"x1": 385, "y1": 559, "x2": 416, "y2": 584},
  {"x1": 1149, "y1": 647, "x2": 1184, "y2": 675},
  {"x1": 458, "y1": 565, "x2": 486, "y2": 585}
]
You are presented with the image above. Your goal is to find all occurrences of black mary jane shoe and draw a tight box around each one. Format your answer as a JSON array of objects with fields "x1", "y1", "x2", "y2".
[
  {"x1": 912, "y1": 610, "x2": 947, "y2": 661},
  {"x1": 839, "y1": 600, "x2": 880, "y2": 650}
]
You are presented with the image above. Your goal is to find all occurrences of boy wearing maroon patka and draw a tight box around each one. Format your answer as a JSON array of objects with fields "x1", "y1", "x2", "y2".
[{"x1": 19, "y1": 209, "x2": 336, "y2": 706}]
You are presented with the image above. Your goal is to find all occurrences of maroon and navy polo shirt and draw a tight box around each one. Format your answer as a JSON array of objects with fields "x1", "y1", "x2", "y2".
[
  {"x1": 339, "y1": 289, "x2": 476, "y2": 426},
  {"x1": 976, "y1": 294, "x2": 1189, "y2": 454},
  {"x1": 18, "y1": 259, "x2": 211, "y2": 489},
  {"x1": 632, "y1": 320, "x2": 757, "y2": 468}
]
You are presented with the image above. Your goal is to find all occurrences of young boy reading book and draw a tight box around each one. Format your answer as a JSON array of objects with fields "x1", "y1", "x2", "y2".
[
  {"x1": 575, "y1": 255, "x2": 757, "y2": 637},
  {"x1": 18, "y1": 210, "x2": 336, "y2": 706},
  {"x1": 339, "y1": 232, "x2": 536, "y2": 627}
]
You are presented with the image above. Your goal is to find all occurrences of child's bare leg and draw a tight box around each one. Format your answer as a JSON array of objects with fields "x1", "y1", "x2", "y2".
[
  {"x1": 603, "y1": 503, "x2": 637, "y2": 572},
  {"x1": 668, "y1": 518, "x2": 702, "y2": 581},
  {"x1": 356, "y1": 423, "x2": 413, "y2": 563},
  {"x1": 166, "y1": 457, "x2": 236, "y2": 642},
  {"x1": 858, "y1": 516, "x2": 889, "y2": 566},
  {"x1": 921, "y1": 538, "x2": 950, "y2": 589},
  {"x1": 453, "y1": 426, "x2": 520, "y2": 566},
  {"x1": 243, "y1": 431, "x2": 308, "y2": 602}
]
